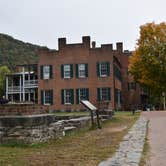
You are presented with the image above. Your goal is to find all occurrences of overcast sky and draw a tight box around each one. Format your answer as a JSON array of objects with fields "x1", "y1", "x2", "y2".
[{"x1": 0, "y1": 0, "x2": 166, "y2": 50}]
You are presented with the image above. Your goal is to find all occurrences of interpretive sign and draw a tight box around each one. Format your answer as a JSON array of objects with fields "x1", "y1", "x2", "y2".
[
  {"x1": 81, "y1": 100, "x2": 101, "y2": 129},
  {"x1": 80, "y1": 100, "x2": 97, "y2": 111}
]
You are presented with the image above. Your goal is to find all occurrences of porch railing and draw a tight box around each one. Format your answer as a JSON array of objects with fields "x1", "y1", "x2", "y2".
[{"x1": 24, "y1": 80, "x2": 38, "y2": 87}]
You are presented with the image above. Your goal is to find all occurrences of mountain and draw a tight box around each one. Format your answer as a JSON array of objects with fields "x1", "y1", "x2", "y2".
[{"x1": 0, "y1": 33, "x2": 49, "y2": 69}]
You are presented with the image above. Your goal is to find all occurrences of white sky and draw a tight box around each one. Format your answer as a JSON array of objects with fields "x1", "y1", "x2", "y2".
[{"x1": 0, "y1": 0, "x2": 166, "y2": 50}]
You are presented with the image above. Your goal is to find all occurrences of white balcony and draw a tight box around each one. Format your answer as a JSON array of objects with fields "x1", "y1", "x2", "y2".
[
  {"x1": 8, "y1": 86, "x2": 21, "y2": 93},
  {"x1": 24, "y1": 80, "x2": 38, "y2": 88},
  {"x1": 7, "y1": 80, "x2": 38, "y2": 94}
]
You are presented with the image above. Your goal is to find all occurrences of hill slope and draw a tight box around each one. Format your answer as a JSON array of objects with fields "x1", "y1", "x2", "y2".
[{"x1": 0, "y1": 33, "x2": 48, "y2": 69}]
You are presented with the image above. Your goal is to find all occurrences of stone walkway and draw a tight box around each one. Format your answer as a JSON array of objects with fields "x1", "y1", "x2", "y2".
[
  {"x1": 141, "y1": 111, "x2": 166, "y2": 166},
  {"x1": 99, "y1": 117, "x2": 148, "y2": 166}
]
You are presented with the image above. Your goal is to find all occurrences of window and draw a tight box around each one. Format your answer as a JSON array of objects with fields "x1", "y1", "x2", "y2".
[
  {"x1": 100, "y1": 63, "x2": 108, "y2": 76},
  {"x1": 97, "y1": 88, "x2": 111, "y2": 101},
  {"x1": 78, "y1": 64, "x2": 85, "y2": 78},
  {"x1": 128, "y1": 82, "x2": 136, "y2": 91},
  {"x1": 76, "y1": 88, "x2": 89, "y2": 104},
  {"x1": 64, "y1": 65, "x2": 70, "y2": 78},
  {"x1": 76, "y1": 64, "x2": 88, "y2": 78},
  {"x1": 115, "y1": 89, "x2": 122, "y2": 104},
  {"x1": 41, "y1": 90, "x2": 53, "y2": 105},
  {"x1": 97, "y1": 62, "x2": 110, "y2": 77},
  {"x1": 65, "y1": 90, "x2": 71, "y2": 104},
  {"x1": 40, "y1": 65, "x2": 52, "y2": 79},
  {"x1": 61, "y1": 89, "x2": 74, "y2": 104},
  {"x1": 114, "y1": 65, "x2": 122, "y2": 81},
  {"x1": 61, "y1": 64, "x2": 73, "y2": 78},
  {"x1": 43, "y1": 66, "x2": 50, "y2": 79}
]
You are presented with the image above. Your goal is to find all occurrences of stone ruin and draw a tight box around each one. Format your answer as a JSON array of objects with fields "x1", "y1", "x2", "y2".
[{"x1": 0, "y1": 104, "x2": 113, "y2": 144}]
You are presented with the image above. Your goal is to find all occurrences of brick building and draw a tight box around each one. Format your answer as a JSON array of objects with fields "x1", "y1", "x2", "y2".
[{"x1": 38, "y1": 36, "x2": 145, "y2": 111}]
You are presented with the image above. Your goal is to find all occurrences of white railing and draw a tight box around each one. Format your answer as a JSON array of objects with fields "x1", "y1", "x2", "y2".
[
  {"x1": 8, "y1": 86, "x2": 21, "y2": 93},
  {"x1": 8, "y1": 80, "x2": 38, "y2": 93},
  {"x1": 24, "y1": 80, "x2": 38, "y2": 87}
]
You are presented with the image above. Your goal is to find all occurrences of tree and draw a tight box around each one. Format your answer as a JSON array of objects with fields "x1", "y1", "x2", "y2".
[
  {"x1": 0, "y1": 65, "x2": 10, "y2": 97},
  {"x1": 129, "y1": 22, "x2": 166, "y2": 109}
]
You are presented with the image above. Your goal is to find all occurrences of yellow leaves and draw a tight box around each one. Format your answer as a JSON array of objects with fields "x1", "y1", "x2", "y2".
[{"x1": 129, "y1": 22, "x2": 166, "y2": 92}]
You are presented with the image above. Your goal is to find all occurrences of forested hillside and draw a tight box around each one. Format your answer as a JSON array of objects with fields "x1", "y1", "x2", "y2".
[{"x1": 0, "y1": 33, "x2": 48, "y2": 69}]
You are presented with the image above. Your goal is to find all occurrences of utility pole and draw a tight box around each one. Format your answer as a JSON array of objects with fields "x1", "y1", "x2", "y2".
[{"x1": 162, "y1": 92, "x2": 166, "y2": 110}]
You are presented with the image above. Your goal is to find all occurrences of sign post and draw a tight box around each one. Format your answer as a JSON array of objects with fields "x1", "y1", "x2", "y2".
[{"x1": 81, "y1": 100, "x2": 101, "y2": 129}]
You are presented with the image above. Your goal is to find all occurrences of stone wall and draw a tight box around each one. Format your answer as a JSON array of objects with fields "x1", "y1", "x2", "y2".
[
  {"x1": 0, "y1": 107, "x2": 113, "y2": 144},
  {"x1": 0, "y1": 104, "x2": 45, "y2": 116},
  {"x1": 0, "y1": 114, "x2": 102, "y2": 144},
  {"x1": 0, "y1": 114, "x2": 64, "y2": 144}
]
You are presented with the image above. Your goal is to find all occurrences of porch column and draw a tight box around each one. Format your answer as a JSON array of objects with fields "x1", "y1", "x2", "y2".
[
  {"x1": 22, "y1": 67, "x2": 25, "y2": 101},
  {"x1": 28, "y1": 73, "x2": 31, "y2": 102},
  {"x1": 11, "y1": 94, "x2": 13, "y2": 102},
  {"x1": 5, "y1": 76, "x2": 8, "y2": 99},
  {"x1": 33, "y1": 90, "x2": 36, "y2": 103},
  {"x1": 19, "y1": 75, "x2": 22, "y2": 102},
  {"x1": 28, "y1": 73, "x2": 30, "y2": 84},
  {"x1": 11, "y1": 78, "x2": 14, "y2": 102},
  {"x1": 28, "y1": 90, "x2": 31, "y2": 102}
]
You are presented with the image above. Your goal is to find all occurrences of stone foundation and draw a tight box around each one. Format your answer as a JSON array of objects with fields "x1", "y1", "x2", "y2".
[
  {"x1": 0, "y1": 104, "x2": 45, "y2": 116},
  {"x1": 0, "y1": 114, "x2": 64, "y2": 144},
  {"x1": 0, "y1": 109, "x2": 113, "y2": 144}
]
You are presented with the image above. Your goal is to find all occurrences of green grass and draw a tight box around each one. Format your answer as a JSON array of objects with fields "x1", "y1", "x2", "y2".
[
  {"x1": 53, "y1": 111, "x2": 90, "y2": 117},
  {"x1": 0, "y1": 111, "x2": 140, "y2": 166},
  {"x1": 139, "y1": 120, "x2": 150, "y2": 166}
]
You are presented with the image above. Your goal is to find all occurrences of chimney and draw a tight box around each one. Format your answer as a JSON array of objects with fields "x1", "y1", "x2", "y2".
[
  {"x1": 58, "y1": 38, "x2": 66, "y2": 50},
  {"x1": 92, "y1": 41, "x2": 96, "y2": 48},
  {"x1": 82, "y1": 36, "x2": 90, "y2": 48},
  {"x1": 116, "y1": 42, "x2": 123, "y2": 52},
  {"x1": 101, "y1": 44, "x2": 113, "y2": 51}
]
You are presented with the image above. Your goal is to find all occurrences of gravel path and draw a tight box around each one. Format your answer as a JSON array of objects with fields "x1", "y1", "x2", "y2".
[
  {"x1": 141, "y1": 111, "x2": 166, "y2": 166},
  {"x1": 99, "y1": 117, "x2": 148, "y2": 166}
]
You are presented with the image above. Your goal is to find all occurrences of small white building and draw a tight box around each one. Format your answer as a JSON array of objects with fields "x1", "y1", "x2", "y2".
[{"x1": 5, "y1": 64, "x2": 38, "y2": 103}]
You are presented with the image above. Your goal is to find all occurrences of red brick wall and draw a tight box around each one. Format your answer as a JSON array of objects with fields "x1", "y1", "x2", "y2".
[
  {"x1": 117, "y1": 51, "x2": 142, "y2": 109},
  {"x1": 38, "y1": 36, "x2": 141, "y2": 111}
]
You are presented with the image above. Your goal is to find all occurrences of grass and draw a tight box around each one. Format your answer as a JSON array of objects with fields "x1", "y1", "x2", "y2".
[
  {"x1": 53, "y1": 111, "x2": 90, "y2": 117},
  {"x1": 0, "y1": 111, "x2": 140, "y2": 166},
  {"x1": 139, "y1": 120, "x2": 150, "y2": 166}
]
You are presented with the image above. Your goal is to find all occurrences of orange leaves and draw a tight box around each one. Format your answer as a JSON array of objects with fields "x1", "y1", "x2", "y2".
[{"x1": 129, "y1": 22, "x2": 166, "y2": 93}]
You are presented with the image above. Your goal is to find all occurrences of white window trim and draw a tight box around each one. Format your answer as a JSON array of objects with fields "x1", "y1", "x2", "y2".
[
  {"x1": 78, "y1": 64, "x2": 86, "y2": 78},
  {"x1": 64, "y1": 89, "x2": 72, "y2": 104},
  {"x1": 78, "y1": 88, "x2": 87, "y2": 103},
  {"x1": 43, "y1": 91, "x2": 51, "y2": 105},
  {"x1": 64, "y1": 65, "x2": 71, "y2": 79},
  {"x1": 99, "y1": 63, "x2": 108, "y2": 77},
  {"x1": 43, "y1": 65, "x2": 50, "y2": 80},
  {"x1": 100, "y1": 88, "x2": 109, "y2": 101},
  {"x1": 78, "y1": 89, "x2": 81, "y2": 103}
]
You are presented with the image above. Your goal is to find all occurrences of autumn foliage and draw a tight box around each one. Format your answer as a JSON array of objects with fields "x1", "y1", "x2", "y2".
[{"x1": 129, "y1": 22, "x2": 166, "y2": 96}]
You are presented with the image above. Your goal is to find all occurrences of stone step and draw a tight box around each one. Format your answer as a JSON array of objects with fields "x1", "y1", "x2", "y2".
[{"x1": 64, "y1": 126, "x2": 76, "y2": 132}]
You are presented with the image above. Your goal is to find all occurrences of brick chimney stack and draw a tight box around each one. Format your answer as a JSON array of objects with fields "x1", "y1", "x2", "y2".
[
  {"x1": 116, "y1": 42, "x2": 123, "y2": 52},
  {"x1": 92, "y1": 41, "x2": 96, "y2": 48},
  {"x1": 82, "y1": 36, "x2": 90, "y2": 48},
  {"x1": 58, "y1": 38, "x2": 66, "y2": 50}
]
